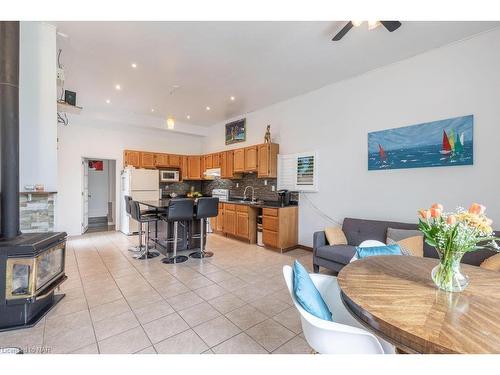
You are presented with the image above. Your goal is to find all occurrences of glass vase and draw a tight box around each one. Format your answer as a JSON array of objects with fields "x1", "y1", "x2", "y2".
[{"x1": 431, "y1": 250, "x2": 469, "y2": 292}]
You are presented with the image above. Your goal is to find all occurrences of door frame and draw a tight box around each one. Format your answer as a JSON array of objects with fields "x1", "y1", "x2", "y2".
[{"x1": 81, "y1": 156, "x2": 118, "y2": 234}]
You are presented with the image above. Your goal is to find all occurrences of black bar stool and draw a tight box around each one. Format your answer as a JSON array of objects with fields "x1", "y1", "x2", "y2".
[
  {"x1": 129, "y1": 200, "x2": 161, "y2": 260},
  {"x1": 189, "y1": 197, "x2": 219, "y2": 259},
  {"x1": 161, "y1": 198, "x2": 194, "y2": 264},
  {"x1": 124, "y1": 195, "x2": 143, "y2": 253}
]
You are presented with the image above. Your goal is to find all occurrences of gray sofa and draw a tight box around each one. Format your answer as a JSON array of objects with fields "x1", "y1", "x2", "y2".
[{"x1": 313, "y1": 217, "x2": 497, "y2": 274}]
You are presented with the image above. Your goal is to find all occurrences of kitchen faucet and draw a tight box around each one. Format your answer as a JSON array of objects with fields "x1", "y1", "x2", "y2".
[{"x1": 243, "y1": 186, "x2": 256, "y2": 202}]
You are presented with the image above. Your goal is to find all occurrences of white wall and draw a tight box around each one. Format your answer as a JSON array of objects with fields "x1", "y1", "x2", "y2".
[
  {"x1": 57, "y1": 120, "x2": 203, "y2": 235},
  {"x1": 87, "y1": 159, "x2": 110, "y2": 218},
  {"x1": 20, "y1": 22, "x2": 58, "y2": 192},
  {"x1": 203, "y1": 29, "x2": 500, "y2": 246}
]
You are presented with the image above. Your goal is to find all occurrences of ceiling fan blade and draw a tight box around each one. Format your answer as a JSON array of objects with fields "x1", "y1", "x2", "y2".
[
  {"x1": 332, "y1": 21, "x2": 354, "y2": 41},
  {"x1": 380, "y1": 21, "x2": 402, "y2": 32}
]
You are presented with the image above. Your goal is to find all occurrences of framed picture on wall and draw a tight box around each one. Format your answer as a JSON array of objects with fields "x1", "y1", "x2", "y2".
[{"x1": 225, "y1": 118, "x2": 246, "y2": 145}]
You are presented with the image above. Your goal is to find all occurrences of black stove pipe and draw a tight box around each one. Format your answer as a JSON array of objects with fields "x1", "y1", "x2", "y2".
[{"x1": 0, "y1": 21, "x2": 20, "y2": 239}]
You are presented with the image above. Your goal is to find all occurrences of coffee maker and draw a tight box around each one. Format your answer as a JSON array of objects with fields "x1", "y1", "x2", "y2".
[{"x1": 277, "y1": 189, "x2": 290, "y2": 207}]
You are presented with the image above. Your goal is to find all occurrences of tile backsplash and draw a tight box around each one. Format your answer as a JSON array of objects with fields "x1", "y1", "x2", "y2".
[
  {"x1": 202, "y1": 173, "x2": 278, "y2": 201},
  {"x1": 160, "y1": 181, "x2": 202, "y2": 197}
]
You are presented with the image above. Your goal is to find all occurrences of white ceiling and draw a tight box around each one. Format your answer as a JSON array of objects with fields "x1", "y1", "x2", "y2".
[{"x1": 55, "y1": 21, "x2": 499, "y2": 127}]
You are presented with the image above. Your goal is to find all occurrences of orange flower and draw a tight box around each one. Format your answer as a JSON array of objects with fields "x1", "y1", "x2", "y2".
[
  {"x1": 447, "y1": 215, "x2": 457, "y2": 225},
  {"x1": 431, "y1": 203, "x2": 444, "y2": 211},
  {"x1": 430, "y1": 207, "x2": 442, "y2": 218},
  {"x1": 469, "y1": 203, "x2": 486, "y2": 215},
  {"x1": 418, "y1": 209, "x2": 431, "y2": 220}
]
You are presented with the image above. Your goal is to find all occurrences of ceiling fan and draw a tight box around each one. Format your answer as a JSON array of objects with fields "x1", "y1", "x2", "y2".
[{"x1": 332, "y1": 21, "x2": 402, "y2": 41}]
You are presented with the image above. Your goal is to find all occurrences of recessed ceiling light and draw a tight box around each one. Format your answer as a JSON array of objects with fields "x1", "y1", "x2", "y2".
[
  {"x1": 186, "y1": 115, "x2": 190, "y2": 119},
  {"x1": 151, "y1": 108, "x2": 155, "y2": 113},
  {"x1": 115, "y1": 84, "x2": 121, "y2": 90},
  {"x1": 230, "y1": 96, "x2": 235, "y2": 101},
  {"x1": 105, "y1": 99, "x2": 111, "y2": 104},
  {"x1": 131, "y1": 63, "x2": 137, "y2": 68},
  {"x1": 206, "y1": 106, "x2": 211, "y2": 111}
]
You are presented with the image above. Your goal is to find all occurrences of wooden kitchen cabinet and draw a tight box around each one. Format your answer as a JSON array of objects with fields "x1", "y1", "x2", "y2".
[
  {"x1": 262, "y1": 206, "x2": 298, "y2": 252},
  {"x1": 140, "y1": 152, "x2": 156, "y2": 169},
  {"x1": 204, "y1": 154, "x2": 213, "y2": 169},
  {"x1": 123, "y1": 150, "x2": 141, "y2": 168},
  {"x1": 214, "y1": 203, "x2": 224, "y2": 232},
  {"x1": 221, "y1": 150, "x2": 240, "y2": 179},
  {"x1": 187, "y1": 156, "x2": 201, "y2": 180},
  {"x1": 244, "y1": 146, "x2": 258, "y2": 172},
  {"x1": 213, "y1": 153, "x2": 221, "y2": 168},
  {"x1": 257, "y1": 143, "x2": 279, "y2": 178},
  {"x1": 233, "y1": 148, "x2": 245, "y2": 172},
  {"x1": 154, "y1": 153, "x2": 169, "y2": 167},
  {"x1": 236, "y1": 211, "x2": 249, "y2": 239},
  {"x1": 223, "y1": 204, "x2": 236, "y2": 235},
  {"x1": 181, "y1": 156, "x2": 189, "y2": 180},
  {"x1": 168, "y1": 154, "x2": 181, "y2": 167}
]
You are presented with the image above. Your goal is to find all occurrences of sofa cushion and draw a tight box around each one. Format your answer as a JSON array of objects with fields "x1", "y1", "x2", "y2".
[
  {"x1": 324, "y1": 226, "x2": 348, "y2": 245},
  {"x1": 342, "y1": 218, "x2": 417, "y2": 246},
  {"x1": 480, "y1": 253, "x2": 500, "y2": 271},
  {"x1": 316, "y1": 245, "x2": 357, "y2": 265}
]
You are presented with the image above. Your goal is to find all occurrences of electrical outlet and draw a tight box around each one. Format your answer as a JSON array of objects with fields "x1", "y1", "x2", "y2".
[
  {"x1": 236, "y1": 183, "x2": 239, "y2": 188},
  {"x1": 57, "y1": 68, "x2": 65, "y2": 82},
  {"x1": 264, "y1": 180, "x2": 268, "y2": 186},
  {"x1": 271, "y1": 185, "x2": 275, "y2": 192}
]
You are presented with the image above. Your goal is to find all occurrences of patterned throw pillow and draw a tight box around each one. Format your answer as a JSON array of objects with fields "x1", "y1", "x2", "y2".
[{"x1": 386, "y1": 228, "x2": 424, "y2": 257}]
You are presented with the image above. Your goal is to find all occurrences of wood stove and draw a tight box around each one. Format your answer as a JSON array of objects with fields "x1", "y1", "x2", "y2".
[{"x1": 0, "y1": 21, "x2": 67, "y2": 332}]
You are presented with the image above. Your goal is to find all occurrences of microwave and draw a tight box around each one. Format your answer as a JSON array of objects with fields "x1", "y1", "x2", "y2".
[{"x1": 160, "y1": 170, "x2": 180, "y2": 182}]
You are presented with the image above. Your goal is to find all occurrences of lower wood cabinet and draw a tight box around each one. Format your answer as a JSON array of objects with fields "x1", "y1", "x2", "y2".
[
  {"x1": 223, "y1": 204, "x2": 236, "y2": 235},
  {"x1": 214, "y1": 203, "x2": 257, "y2": 243},
  {"x1": 262, "y1": 207, "x2": 298, "y2": 251}
]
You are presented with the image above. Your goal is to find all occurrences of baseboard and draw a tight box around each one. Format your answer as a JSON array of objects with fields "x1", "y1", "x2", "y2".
[{"x1": 296, "y1": 244, "x2": 313, "y2": 252}]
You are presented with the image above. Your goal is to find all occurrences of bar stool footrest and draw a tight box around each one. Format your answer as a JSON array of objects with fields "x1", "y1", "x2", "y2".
[
  {"x1": 161, "y1": 255, "x2": 189, "y2": 264},
  {"x1": 189, "y1": 251, "x2": 213, "y2": 259},
  {"x1": 134, "y1": 251, "x2": 160, "y2": 260}
]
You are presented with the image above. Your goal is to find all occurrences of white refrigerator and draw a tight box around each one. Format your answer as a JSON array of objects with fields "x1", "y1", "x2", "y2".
[{"x1": 120, "y1": 168, "x2": 160, "y2": 235}]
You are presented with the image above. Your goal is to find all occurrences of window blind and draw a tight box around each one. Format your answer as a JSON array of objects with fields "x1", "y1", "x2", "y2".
[{"x1": 278, "y1": 151, "x2": 318, "y2": 192}]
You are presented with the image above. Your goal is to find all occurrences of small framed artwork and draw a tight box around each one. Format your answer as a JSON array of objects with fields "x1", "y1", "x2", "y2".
[{"x1": 225, "y1": 118, "x2": 246, "y2": 145}]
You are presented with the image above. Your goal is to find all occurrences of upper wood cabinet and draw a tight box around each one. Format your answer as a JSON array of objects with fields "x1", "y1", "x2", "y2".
[
  {"x1": 181, "y1": 156, "x2": 189, "y2": 181},
  {"x1": 257, "y1": 143, "x2": 279, "y2": 178},
  {"x1": 140, "y1": 152, "x2": 156, "y2": 169},
  {"x1": 168, "y1": 154, "x2": 181, "y2": 168},
  {"x1": 204, "y1": 154, "x2": 213, "y2": 169},
  {"x1": 233, "y1": 149, "x2": 245, "y2": 172},
  {"x1": 124, "y1": 150, "x2": 141, "y2": 168},
  {"x1": 213, "y1": 153, "x2": 221, "y2": 168},
  {"x1": 155, "y1": 153, "x2": 169, "y2": 167},
  {"x1": 244, "y1": 146, "x2": 258, "y2": 172},
  {"x1": 187, "y1": 156, "x2": 201, "y2": 180}
]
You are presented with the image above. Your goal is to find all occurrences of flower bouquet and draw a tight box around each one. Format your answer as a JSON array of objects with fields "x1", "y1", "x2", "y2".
[{"x1": 418, "y1": 203, "x2": 499, "y2": 292}]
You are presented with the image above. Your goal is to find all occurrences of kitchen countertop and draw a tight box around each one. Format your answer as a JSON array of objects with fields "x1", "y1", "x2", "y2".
[{"x1": 156, "y1": 196, "x2": 297, "y2": 209}]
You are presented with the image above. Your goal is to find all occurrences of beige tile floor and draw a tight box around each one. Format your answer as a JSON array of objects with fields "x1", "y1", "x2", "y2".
[{"x1": 0, "y1": 231, "x2": 324, "y2": 354}]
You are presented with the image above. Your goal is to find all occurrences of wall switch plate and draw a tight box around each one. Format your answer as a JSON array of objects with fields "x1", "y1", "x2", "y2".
[
  {"x1": 271, "y1": 185, "x2": 275, "y2": 191},
  {"x1": 57, "y1": 68, "x2": 65, "y2": 82},
  {"x1": 236, "y1": 183, "x2": 239, "y2": 188}
]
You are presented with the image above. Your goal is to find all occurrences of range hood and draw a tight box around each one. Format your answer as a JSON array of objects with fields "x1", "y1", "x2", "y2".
[{"x1": 203, "y1": 168, "x2": 221, "y2": 179}]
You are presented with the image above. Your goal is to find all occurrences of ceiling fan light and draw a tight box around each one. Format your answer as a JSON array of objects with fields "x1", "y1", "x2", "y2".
[
  {"x1": 368, "y1": 20, "x2": 381, "y2": 30},
  {"x1": 167, "y1": 116, "x2": 175, "y2": 130},
  {"x1": 352, "y1": 20, "x2": 364, "y2": 27}
]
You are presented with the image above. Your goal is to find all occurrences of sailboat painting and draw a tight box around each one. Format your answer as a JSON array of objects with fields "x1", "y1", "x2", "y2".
[{"x1": 368, "y1": 115, "x2": 473, "y2": 170}]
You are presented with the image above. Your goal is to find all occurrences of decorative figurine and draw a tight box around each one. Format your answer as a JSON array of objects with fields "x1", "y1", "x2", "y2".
[{"x1": 264, "y1": 124, "x2": 271, "y2": 143}]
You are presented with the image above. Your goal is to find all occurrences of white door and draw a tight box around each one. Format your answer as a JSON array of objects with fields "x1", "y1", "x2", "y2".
[{"x1": 81, "y1": 159, "x2": 89, "y2": 233}]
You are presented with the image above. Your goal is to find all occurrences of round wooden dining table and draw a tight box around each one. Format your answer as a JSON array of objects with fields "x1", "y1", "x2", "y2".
[{"x1": 337, "y1": 255, "x2": 500, "y2": 354}]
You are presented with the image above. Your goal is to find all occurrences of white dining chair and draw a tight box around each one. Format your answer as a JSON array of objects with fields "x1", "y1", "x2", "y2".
[{"x1": 283, "y1": 265, "x2": 395, "y2": 354}]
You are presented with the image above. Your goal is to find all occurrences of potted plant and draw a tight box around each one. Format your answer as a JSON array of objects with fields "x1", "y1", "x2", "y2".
[{"x1": 418, "y1": 203, "x2": 499, "y2": 292}]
